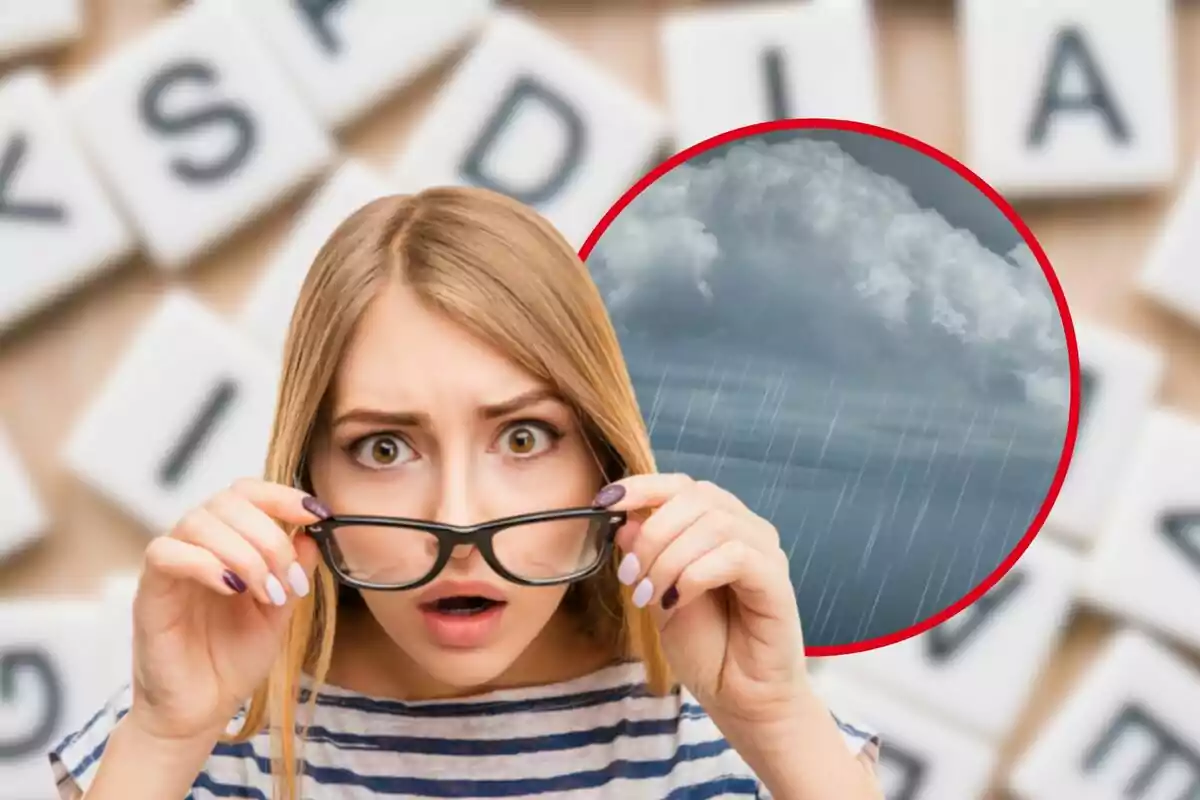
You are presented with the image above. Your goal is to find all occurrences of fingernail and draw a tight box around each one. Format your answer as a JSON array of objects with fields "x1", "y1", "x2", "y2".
[
  {"x1": 222, "y1": 570, "x2": 247, "y2": 594},
  {"x1": 302, "y1": 496, "x2": 332, "y2": 519},
  {"x1": 265, "y1": 574, "x2": 288, "y2": 606},
  {"x1": 287, "y1": 562, "x2": 310, "y2": 598},
  {"x1": 662, "y1": 585, "x2": 679, "y2": 610},
  {"x1": 592, "y1": 484, "x2": 625, "y2": 508},
  {"x1": 632, "y1": 578, "x2": 654, "y2": 609},
  {"x1": 617, "y1": 552, "x2": 640, "y2": 585}
]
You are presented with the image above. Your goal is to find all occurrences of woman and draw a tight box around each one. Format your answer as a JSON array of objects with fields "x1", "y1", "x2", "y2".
[{"x1": 50, "y1": 187, "x2": 882, "y2": 799}]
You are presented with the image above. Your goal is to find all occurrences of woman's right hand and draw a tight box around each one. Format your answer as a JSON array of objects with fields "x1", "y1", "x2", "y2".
[{"x1": 125, "y1": 478, "x2": 330, "y2": 744}]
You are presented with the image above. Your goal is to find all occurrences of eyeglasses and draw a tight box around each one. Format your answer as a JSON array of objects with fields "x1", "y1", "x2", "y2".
[{"x1": 304, "y1": 507, "x2": 627, "y2": 591}]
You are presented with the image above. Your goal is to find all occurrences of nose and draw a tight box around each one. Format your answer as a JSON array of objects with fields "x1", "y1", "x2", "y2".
[
  {"x1": 429, "y1": 455, "x2": 485, "y2": 561},
  {"x1": 431, "y1": 464, "x2": 480, "y2": 527}
]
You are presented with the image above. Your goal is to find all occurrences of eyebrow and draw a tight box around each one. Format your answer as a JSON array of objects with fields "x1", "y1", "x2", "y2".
[{"x1": 331, "y1": 388, "x2": 566, "y2": 429}]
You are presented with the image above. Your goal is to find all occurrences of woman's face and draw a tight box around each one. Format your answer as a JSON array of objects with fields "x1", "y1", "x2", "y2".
[{"x1": 307, "y1": 280, "x2": 605, "y2": 690}]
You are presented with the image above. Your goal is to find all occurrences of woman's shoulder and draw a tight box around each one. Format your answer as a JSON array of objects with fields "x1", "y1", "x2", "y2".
[
  {"x1": 663, "y1": 671, "x2": 883, "y2": 778},
  {"x1": 570, "y1": 660, "x2": 884, "y2": 795},
  {"x1": 48, "y1": 683, "x2": 129, "y2": 798},
  {"x1": 48, "y1": 683, "x2": 269, "y2": 800}
]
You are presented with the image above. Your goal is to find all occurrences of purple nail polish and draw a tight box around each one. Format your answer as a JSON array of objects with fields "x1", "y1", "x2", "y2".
[
  {"x1": 302, "y1": 496, "x2": 332, "y2": 519},
  {"x1": 592, "y1": 484, "x2": 625, "y2": 508},
  {"x1": 661, "y1": 585, "x2": 679, "y2": 610},
  {"x1": 222, "y1": 570, "x2": 247, "y2": 594}
]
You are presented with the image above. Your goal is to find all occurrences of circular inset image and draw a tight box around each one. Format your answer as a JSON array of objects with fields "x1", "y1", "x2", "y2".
[{"x1": 582, "y1": 119, "x2": 1078, "y2": 654}]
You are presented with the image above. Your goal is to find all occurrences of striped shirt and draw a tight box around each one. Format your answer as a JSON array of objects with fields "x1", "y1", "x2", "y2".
[{"x1": 50, "y1": 660, "x2": 881, "y2": 799}]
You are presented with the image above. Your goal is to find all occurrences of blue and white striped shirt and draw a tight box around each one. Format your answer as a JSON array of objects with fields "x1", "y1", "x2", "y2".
[{"x1": 50, "y1": 660, "x2": 880, "y2": 799}]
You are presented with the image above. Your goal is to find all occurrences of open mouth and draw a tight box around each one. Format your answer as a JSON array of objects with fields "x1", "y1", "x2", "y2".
[{"x1": 422, "y1": 596, "x2": 506, "y2": 616}]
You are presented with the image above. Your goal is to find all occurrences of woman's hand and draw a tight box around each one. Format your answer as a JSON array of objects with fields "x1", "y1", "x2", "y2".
[
  {"x1": 127, "y1": 478, "x2": 328, "y2": 744},
  {"x1": 594, "y1": 473, "x2": 806, "y2": 727}
]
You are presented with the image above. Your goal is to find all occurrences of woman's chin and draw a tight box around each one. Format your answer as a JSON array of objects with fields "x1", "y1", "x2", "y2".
[{"x1": 416, "y1": 647, "x2": 521, "y2": 693}]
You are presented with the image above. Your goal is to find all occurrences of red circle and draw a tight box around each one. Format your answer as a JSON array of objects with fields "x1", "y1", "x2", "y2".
[{"x1": 579, "y1": 117, "x2": 1080, "y2": 657}]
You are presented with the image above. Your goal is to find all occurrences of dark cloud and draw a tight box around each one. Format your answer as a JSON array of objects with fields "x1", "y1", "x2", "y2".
[
  {"x1": 590, "y1": 135, "x2": 1068, "y2": 410},
  {"x1": 586, "y1": 133, "x2": 1071, "y2": 647}
]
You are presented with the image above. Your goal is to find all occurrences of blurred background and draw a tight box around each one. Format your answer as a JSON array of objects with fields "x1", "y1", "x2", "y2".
[{"x1": 2, "y1": 1, "x2": 1199, "y2": 799}]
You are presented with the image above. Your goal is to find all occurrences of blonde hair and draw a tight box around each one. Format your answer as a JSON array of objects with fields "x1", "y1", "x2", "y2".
[{"x1": 231, "y1": 186, "x2": 672, "y2": 800}]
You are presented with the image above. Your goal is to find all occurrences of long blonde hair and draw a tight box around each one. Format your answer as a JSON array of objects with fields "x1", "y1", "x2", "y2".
[{"x1": 232, "y1": 185, "x2": 672, "y2": 799}]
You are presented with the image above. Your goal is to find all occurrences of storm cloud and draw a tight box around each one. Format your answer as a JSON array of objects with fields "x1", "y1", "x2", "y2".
[
  {"x1": 585, "y1": 133, "x2": 1071, "y2": 647},
  {"x1": 589, "y1": 136, "x2": 1069, "y2": 413}
]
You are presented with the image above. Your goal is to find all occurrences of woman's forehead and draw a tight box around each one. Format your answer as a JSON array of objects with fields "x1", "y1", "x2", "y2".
[{"x1": 329, "y1": 283, "x2": 555, "y2": 417}]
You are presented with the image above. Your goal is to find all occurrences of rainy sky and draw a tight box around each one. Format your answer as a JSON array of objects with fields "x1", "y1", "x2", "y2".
[{"x1": 586, "y1": 130, "x2": 1071, "y2": 648}]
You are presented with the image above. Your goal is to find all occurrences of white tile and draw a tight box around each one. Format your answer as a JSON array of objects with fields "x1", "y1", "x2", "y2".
[
  {"x1": 833, "y1": 535, "x2": 1080, "y2": 743},
  {"x1": 216, "y1": 0, "x2": 492, "y2": 129},
  {"x1": 0, "y1": 422, "x2": 47, "y2": 563},
  {"x1": 241, "y1": 159, "x2": 395, "y2": 361},
  {"x1": 0, "y1": 70, "x2": 134, "y2": 332},
  {"x1": 661, "y1": 0, "x2": 882, "y2": 149},
  {"x1": 1045, "y1": 322, "x2": 1163, "y2": 546},
  {"x1": 101, "y1": 573, "x2": 139, "y2": 692},
  {"x1": 1078, "y1": 410, "x2": 1200, "y2": 653},
  {"x1": 1009, "y1": 628, "x2": 1200, "y2": 800},
  {"x1": 63, "y1": 290, "x2": 280, "y2": 534},
  {"x1": 0, "y1": 0, "x2": 82, "y2": 60},
  {"x1": 391, "y1": 9, "x2": 667, "y2": 249},
  {"x1": 0, "y1": 600, "x2": 106, "y2": 799},
  {"x1": 815, "y1": 670, "x2": 999, "y2": 800},
  {"x1": 1139, "y1": 161, "x2": 1200, "y2": 331},
  {"x1": 960, "y1": 0, "x2": 1176, "y2": 198},
  {"x1": 62, "y1": 1, "x2": 335, "y2": 270}
]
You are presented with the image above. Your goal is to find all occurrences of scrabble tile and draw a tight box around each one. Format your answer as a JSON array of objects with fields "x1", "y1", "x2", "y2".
[
  {"x1": 62, "y1": 1, "x2": 335, "y2": 270},
  {"x1": 833, "y1": 535, "x2": 1080, "y2": 743},
  {"x1": 1077, "y1": 410, "x2": 1200, "y2": 653},
  {"x1": 0, "y1": 600, "x2": 106, "y2": 799},
  {"x1": 241, "y1": 159, "x2": 395, "y2": 361},
  {"x1": 0, "y1": 70, "x2": 134, "y2": 332},
  {"x1": 215, "y1": 0, "x2": 492, "y2": 129},
  {"x1": 101, "y1": 573, "x2": 138, "y2": 692},
  {"x1": 959, "y1": 0, "x2": 1175, "y2": 197},
  {"x1": 1009, "y1": 628, "x2": 1200, "y2": 799},
  {"x1": 63, "y1": 291, "x2": 280, "y2": 534},
  {"x1": 0, "y1": 0, "x2": 82, "y2": 60},
  {"x1": 392, "y1": 9, "x2": 667, "y2": 249},
  {"x1": 1045, "y1": 322, "x2": 1163, "y2": 546},
  {"x1": 661, "y1": 0, "x2": 882, "y2": 149},
  {"x1": 1139, "y1": 161, "x2": 1200, "y2": 331},
  {"x1": 815, "y1": 670, "x2": 999, "y2": 799},
  {"x1": 0, "y1": 422, "x2": 47, "y2": 562}
]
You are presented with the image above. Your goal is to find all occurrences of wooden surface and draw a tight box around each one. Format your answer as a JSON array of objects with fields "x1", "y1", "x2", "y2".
[{"x1": 3, "y1": 1, "x2": 1200, "y2": 797}]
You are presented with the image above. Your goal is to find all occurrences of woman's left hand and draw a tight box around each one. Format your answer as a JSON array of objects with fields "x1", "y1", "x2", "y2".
[{"x1": 595, "y1": 473, "x2": 807, "y2": 727}]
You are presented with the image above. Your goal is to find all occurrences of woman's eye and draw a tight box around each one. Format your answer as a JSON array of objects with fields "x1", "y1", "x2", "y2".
[
  {"x1": 500, "y1": 423, "x2": 557, "y2": 457},
  {"x1": 351, "y1": 434, "x2": 414, "y2": 468}
]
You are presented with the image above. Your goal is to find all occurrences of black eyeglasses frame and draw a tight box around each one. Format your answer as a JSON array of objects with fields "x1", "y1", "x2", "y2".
[{"x1": 304, "y1": 506, "x2": 627, "y2": 592}]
